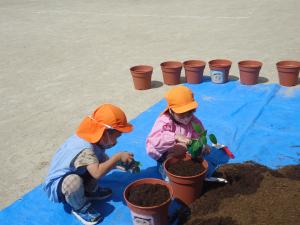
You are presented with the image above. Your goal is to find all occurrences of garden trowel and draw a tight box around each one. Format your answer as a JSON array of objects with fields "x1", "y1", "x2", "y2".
[{"x1": 213, "y1": 143, "x2": 235, "y2": 159}]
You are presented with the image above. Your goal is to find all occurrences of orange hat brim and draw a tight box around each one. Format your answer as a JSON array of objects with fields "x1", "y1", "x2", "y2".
[
  {"x1": 77, "y1": 117, "x2": 134, "y2": 143},
  {"x1": 114, "y1": 123, "x2": 133, "y2": 133},
  {"x1": 76, "y1": 116, "x2": 106, "y2": 143},
  {"x1": 172, "y1": 101, "x2": 198, "y2": 113},
  {"x1": 161, "y1": 101, "x2": 198, "y2": 114}
]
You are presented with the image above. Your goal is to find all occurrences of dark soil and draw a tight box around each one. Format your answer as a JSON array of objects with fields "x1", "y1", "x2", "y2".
[
  {"x1": 175, "y1": 162, "x2": 300, "y2": 225},
  {"x1": 127, "y1": 184, "x2": 170, "y2": 207},
  {"x1": 168, "y1": 159, "x2": 205, "y2": 176}
]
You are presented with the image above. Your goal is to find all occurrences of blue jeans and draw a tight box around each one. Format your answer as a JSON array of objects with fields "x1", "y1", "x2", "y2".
[{"x1": 157, "y1": 147, "x2": 230, "y2": 179}]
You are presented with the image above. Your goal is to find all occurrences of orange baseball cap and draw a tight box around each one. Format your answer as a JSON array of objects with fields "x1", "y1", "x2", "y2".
[
  {"x1": 162, "y1": 86, "x2": 198, "y2": 114},
  {"x1": 76, "y1": 104, "x2": 133, "y2": 143}
]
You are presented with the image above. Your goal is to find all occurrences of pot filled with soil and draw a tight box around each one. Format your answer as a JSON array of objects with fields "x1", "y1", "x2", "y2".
[
  {"x1": 183, "y1": 60, "x2": 206, "y2": 84},
  {"x1": 208, "y1": 59, "x2": 232, "y2": 84},
  {"x1": 164, "y1": 154, "x2": 208, "y2": 205},
  {"x1": 238, "y1": 60, "x2": 263, "y2": 85},
  {"x1": 276, "y1": 60, "x2": 300, "y2": 87},
  {"x1": 160, "y1": 61, "x2": 182, "y2": 85},
  {"x1": 130, "y1": 65, "x2": 153, "y2": 90},
  {"x1": 124, "y1": 178, "x2": 173, "y2": 225}
]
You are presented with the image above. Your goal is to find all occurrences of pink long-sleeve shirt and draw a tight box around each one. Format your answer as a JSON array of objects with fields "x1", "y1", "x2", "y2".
[{"x1": 146, "y1": 113, "x2": 204, "y2": 160}]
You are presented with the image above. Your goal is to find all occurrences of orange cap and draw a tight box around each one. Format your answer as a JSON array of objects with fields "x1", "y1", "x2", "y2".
[
  {"x1": 162, "y1": 86, "x2": 198, "y2": 114},
  {"x1": 76, "y1": 104, "x2": 133, "y2": 143}
]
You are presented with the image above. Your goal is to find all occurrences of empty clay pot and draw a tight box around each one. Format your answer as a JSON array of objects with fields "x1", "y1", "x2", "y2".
[
  {"x1": 238, "y1": 60, "x2": 263, "y2": 85},
  {"x1": 164, "y1": 154, "x2": 208, "y2": 205},
  {"x1": 160, "y1": 61, "x2": 182, "y2": 85},
  {"x1": 183, "y1": 60, "x2": 206, "y2": 84},
  {"x1": 124, "y1": 178, "x2": 173, "y2": 225},
  {"x1": 276, "y1": 60, "x2": 300, "y2": 87},
  {"x1": 208, "y1": 59, "x2": 232, "y2": 84},
  {"x1": 130, "y1": 65, "x2": 153, "y2": 90}
]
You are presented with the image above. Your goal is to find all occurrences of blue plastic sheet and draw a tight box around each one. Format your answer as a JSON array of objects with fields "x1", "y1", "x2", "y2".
[{"x1": 1, "y1": 80, "x2": 299, "y2": 225}]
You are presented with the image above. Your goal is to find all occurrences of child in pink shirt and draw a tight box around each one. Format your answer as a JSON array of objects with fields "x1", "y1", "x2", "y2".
[{"x1": 146, "y1": 86, "x2": 229, "y2": 182}]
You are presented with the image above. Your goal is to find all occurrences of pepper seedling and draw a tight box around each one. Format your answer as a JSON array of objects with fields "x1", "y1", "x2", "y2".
[
  {"x1": 187, "y1": 122, "x2": 218, "y2": 159},
  {"x1": 116, "y1": 159, "x2": 142, "y2": 173}
]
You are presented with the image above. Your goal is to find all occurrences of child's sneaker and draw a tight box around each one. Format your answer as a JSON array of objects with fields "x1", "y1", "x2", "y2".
[
  {"x1": 72, "y1": 202, "x2": 103, "y2": 225},
  {"x1": 204, "y1": 177, "x2": 228, "y2": 183},
  {"x1": 86, "y1": 187, "x2": 112, "y2": 200}
]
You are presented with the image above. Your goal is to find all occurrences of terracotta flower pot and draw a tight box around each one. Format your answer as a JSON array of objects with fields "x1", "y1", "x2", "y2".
[
  {"x1": 160, "y1": 61, "x2": 182, "y2": 85},
  {"x1": 183, "y1": 60, "x2": 206, "y2": 84},
  {"x1": 238, "y1": 60, "x2": 263, "y2": 85},
  {"x1": 276, "y1": 60, "x2": 300, "y2": 87},
  {"x1": 130, "y1": 65, "x2": 153, "y2": 90},
  {"x1": 124, "y1": 178, "x2": 173, "y2": 225},
  {"x1": 164, "y1": 154, "x2": 208, "y2": 205},
  {"x1": 208, "y1": 59, "x2": 232, "y2": 84}
]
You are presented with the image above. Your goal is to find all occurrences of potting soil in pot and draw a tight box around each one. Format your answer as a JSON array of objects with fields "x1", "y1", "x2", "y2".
[
  {"x1": 127, "y1": 184, "x2": 170, "y2": 207},
  {"x1": 168, "y1": 159, "x2": 205, "y2": 176}
]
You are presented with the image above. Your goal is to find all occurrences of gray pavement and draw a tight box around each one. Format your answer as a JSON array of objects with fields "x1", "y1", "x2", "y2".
[{"x1": 0, "y1": 0, "x2": 299, "y2": 209}]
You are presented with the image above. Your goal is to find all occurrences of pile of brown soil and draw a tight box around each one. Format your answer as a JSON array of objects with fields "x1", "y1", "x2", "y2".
[
  {"x1": 168, "y1": 159, "x2": 205, "y2": 176},
  {"x1": 127, "y1": 184, "x2": 170, "y2": 207},
  {"x1": 178, "y1": 162, "x2": 300, "y2": 225}
]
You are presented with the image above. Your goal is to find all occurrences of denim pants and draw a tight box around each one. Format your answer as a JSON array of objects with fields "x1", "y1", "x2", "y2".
[{"x1": 57, "y1": 172, "x2": 98, "y2": 210}]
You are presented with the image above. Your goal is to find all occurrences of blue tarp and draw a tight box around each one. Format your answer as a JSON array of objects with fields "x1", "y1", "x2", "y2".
[{"x1": 1, "y1": 80, "x2": 300, "y2": 225}]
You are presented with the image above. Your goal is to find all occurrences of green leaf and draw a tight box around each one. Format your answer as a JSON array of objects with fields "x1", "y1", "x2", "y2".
[
  {"x1": 192, "y1": 141, "x2": 201, "y2": 152},
  {"x1": 201, "y1": 135, "x2": 207, "y2": 145},
  {"x1": 209, "y1": 134, "x2": 218, "y2": 144},
  {"x1": 192, "y1": 122, "x2": 202, "y2": 134},
  {"x1": 200, "y1": 130, "x2": 207, "y2": 137},
  {"x1": 190, "y1": 141, "x2": 200, "y2": 158},
  {"x1": 187, "y1": 145, "x2": 193, "y2": 154}
]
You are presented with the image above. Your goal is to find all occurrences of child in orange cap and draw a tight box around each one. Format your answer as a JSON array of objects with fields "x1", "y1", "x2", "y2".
[
  {"x1": 43, "y1": 104, "x2": 134, "y2": 225},
  {"x1": 146, "y1": 86, "x2": 229, "y2": 182}
]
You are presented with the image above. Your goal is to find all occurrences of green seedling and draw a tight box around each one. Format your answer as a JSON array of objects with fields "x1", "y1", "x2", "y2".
[
  {"x1": 187, "y1": 122, "x2": 218, "y2": 159},
  {"x1": 117, "y1": 159, "x2": 141, "y2": 173}
]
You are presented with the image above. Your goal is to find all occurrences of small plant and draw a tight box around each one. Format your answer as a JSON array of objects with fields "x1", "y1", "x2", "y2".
[
  {"x1": 117, "y1": 159, "x2": 142, "y2": 173},
  {"x1": 188, "y1": 122, "x2": 218, "y2": 159}
]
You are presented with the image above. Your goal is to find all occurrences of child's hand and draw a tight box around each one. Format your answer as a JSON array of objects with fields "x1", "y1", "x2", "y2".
[
  {"x1": 175, "y1": 134, "x2": 191, "y2": 146},
  {"x1": 202, "y1": 145, "x2": 211, "y2": 155},
  {"x1": 118, "y1": 152, "x2": 134, "y2": 163},
  {"x1": 168, "y1": 143, "x2": 187, "y2": 158}
]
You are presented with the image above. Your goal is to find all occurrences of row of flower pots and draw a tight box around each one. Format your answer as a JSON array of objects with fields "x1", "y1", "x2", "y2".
[
  {"x1": 130, "y1": 60, "x2": 300, "y2": 89},
  {"x1": 124, "y1": 154, "x2": 207, "y2": 225}
]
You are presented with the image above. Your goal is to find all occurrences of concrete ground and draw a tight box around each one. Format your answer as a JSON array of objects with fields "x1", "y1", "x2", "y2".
[{"x1": 0, "y1": 0, "x2": 299, "y2": 209}]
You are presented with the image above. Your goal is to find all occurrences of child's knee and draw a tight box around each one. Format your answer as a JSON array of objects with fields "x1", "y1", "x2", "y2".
[{"x1": 62, "y1": 174, "x2": 84, "y2": 195}]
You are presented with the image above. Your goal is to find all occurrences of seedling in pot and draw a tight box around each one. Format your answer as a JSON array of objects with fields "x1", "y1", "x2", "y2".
[
  {"x1": 187, "y1": 122, "x2": 218, "y2": 159},
  {"x1": 189, "y1": 122, "x2": 235, "y2": 159}
]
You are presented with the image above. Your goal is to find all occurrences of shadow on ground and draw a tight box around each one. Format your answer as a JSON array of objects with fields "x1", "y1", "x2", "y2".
[{"x1": 151, "y1": 80, "x2": 164, "y2": 89}]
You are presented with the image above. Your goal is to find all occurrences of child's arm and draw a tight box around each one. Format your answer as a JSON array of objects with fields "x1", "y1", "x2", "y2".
[
  {"x1": 147, "y1": 117, "x2": 177, "y2": 154},
  {"x1": 87, "y1": 152, "x2": 133, "y2": 180}
]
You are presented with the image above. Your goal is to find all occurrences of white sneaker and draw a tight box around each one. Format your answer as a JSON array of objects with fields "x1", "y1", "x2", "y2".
[
  {"x1": 71, "y1": 203, "x2": 102, "y2": 225},
  {"x1": 205, "y1": 177, "x2": 228, "y2": 183}
]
